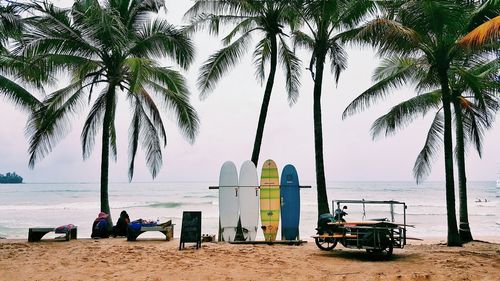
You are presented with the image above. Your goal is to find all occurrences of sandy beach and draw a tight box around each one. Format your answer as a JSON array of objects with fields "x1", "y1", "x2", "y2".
[{"x1": 1, "y1": 237, "x2": 498, "y2": 281}]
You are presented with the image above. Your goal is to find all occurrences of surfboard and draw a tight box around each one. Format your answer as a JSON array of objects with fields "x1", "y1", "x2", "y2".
[
  {"x1": 219, "y1": 161, "x2": 239, "y2": 242},
  {"x1": 280, "y1": 164, "x2": 300, "y2": 240},
  {"x1": 260, "y1": 159, "x2": 280, "y2": 241},
  {"x1": 238, "y1": 161, "x2": 259, "y2": 241}
]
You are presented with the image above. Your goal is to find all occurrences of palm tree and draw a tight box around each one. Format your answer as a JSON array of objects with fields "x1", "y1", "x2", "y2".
[
  {"x1": 0, "y1": 2, "x2": 42, "y2": 110},
  {"x1": 345, "y1": 56, "x2": 498, "y2": 239},
  {"x1": 450, "y1": 58, "x2": 499, "y2": 242},
  {"x1": 23, "y1": 0, "x2": 199, "y2": 220},
  {"x1": 291, "y1": 0, "x2": 377, "y2": 215},
  {"x1": 343, "y1": 0, "x2": 499, "y2": 245},
  {"x1": 185, "y1": 0, "x2": 301, "y2": 166}
]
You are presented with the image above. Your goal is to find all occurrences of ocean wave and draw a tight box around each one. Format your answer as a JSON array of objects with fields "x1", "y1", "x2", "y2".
[
  {"x1": 183, "y1": 194, "x2": 217, "y2": 199},
  {"x1": 35, "y1": 189, "x2": 94, "y2": 193},
  {"x1": 406, "y1": 213, "x2": 496, "y2": 217},
  {"x1": 137, "y1": 201, "x2": 215, "y2": 209},
  {"x1": 147, "y1": 202, "x2": 183, "y2": 208},
  {"x1": 0, "y1": 202, "x2": 98, "y2": 211}
]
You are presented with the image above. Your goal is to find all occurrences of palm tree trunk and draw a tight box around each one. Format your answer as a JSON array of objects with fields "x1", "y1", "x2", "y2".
[
  {"x1": 100, "y1": 86, "x2": 116, "y2": 225},
  {"x1": 251, "y1": 35, "x2": 278, "y2": 167},
  {"x1": 453, "y1": 97, "x2": 473, "y2": 242},
  {"x1": 439, "y1": 71, "x2": 462, "y2": 246},
  {"x1": 313, "y1": 50, "x2": 329, "y2": 216}
]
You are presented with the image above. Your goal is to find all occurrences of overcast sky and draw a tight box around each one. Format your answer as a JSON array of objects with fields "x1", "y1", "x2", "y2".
[{"x1": 0, "y1": 1, "x2": 498, "y2": 183}]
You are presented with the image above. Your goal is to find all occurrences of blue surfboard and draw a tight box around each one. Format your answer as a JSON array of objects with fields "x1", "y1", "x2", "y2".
[{"x1": 280, "y1": 164, "x2": 300, "y2": 240}]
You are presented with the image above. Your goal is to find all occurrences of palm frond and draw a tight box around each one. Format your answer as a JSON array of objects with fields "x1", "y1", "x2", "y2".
[
  {"x1": 278, "y1": 35, "x2": 301, "y2": 105},
  {"x1": 128, "y1": 98, "x2": 163, "y2": 180},
  {"x1": 327, "y1": 40, "x2": 347, "y2": 85},
  {"x1": 147, "y1": 67, "x2": 199, "y2": 142},
  {"x1": 343, "y1": 57, "x2": 422, "y2": 118},
  {"x1": 81, "y1": 90, "x2": 108, "y2": 160},
  {"x1": 459, "y1": 16, "x2": 500, "y2": 48},
  {"x1": 347, "y1": 18, "x2": 420, "y2": 56},
  {"x1": 130, "y1": 19, "x2": 194, "y2": 69},
  {"x1": 413, "y1": 112, "x2": 444, "y2": 183},
  {"x1": 27, "y1": 83, "x2": 88, "y2": 167},
  {"x1": 0, "y1": 74, "x2": 41, "y2": 111},
  {"x1": 184, "y1": 0, "x2": 247, "y2": 22},
  {"x1": 197, "y1": 32, "x2": 252, "y2": 97},
  {"x1": 370, "y1": 90, "x2": 442, "y2": 139},
  {"x1": 461, "y1": 97, "x2": 497, "y2": 157},
  {"x1": 292, "y1": 30, "x2": 314, "y2": 52},
  {"x1": 252, "y1": 37, "x2": 271, "y2": 84},
  {"x1": 187, "y1": 13, "x2": 251, "y2": 37}
]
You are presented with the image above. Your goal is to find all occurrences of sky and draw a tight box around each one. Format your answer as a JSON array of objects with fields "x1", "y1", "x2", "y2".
[{"x1": 0, "y1": 1, "x2": 499, "y2": 183}]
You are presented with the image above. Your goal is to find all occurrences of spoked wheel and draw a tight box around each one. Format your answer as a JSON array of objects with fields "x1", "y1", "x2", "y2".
[{"x1": 314, "y1": 237, "x2": 337, "y2": 251}]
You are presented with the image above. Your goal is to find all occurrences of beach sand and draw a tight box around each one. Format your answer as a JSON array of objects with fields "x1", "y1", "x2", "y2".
[{"x1": 0, "y1": 238, "x2": 498, "y2": 281}]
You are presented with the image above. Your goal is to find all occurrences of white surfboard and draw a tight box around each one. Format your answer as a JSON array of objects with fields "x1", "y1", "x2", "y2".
[
  {"x1": 238, "y1": 161, "x2": 259, "y2": 241},
  {"x1": 219, "y1": 161, "x2": 239, "y2": 242}
]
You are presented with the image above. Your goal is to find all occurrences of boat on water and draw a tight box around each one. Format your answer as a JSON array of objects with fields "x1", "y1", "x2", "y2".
[{"x1": 0, "y1": 172, "x2": 23, "y2": 184}]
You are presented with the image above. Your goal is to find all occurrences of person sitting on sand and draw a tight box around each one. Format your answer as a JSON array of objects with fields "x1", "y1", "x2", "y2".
[
  {"x1": 112, "y1": 210, "x2": 130, "y2": 237},
  {"x1": 91, "y1": 212, "x2": 110, "y2": 238}
]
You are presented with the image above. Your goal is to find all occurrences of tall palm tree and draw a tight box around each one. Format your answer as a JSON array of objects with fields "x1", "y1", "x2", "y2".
[
  {"x1": 0, "y1": 2, "x2": 42, "y2": 110},
  {"x1": 291, "y1": 0, "x2": 377, "y2": 215},
  {"x1": 345, "y1": 56, "x2": 499, "y2": 239},
  {"x1": 24, "y1": 0, "x2": 199, "y2": 220},
  {"x1": 449, "y1": 58, "x2": 499, "y2": 242},
  {"x1": 343, "y1": 0, "x2": 499, "y2": 245},
  {"x1": 185, "y1": 0, "x2": 301, "y2": 166}
]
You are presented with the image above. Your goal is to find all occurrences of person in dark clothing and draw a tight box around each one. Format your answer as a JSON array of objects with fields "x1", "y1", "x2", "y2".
[
  {"x1": 334, "y1": 206, "x2": 348, "y2": 222},
  {"x1": 112, "y1": 210, "x2": 130, "y2": 237},
  {"x1": 91, "y1": 212, "x2": 110, "y2": 238}
]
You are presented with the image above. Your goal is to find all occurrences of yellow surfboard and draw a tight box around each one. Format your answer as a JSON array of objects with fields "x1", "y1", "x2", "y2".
[{"x1": 260, "y1": 159, "x2": 280, "y2": 241}]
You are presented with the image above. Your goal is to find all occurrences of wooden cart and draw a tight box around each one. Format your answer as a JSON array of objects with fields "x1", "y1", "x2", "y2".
[{"x1": 313, "y1": 200, "x2": 408, "y2": 258}]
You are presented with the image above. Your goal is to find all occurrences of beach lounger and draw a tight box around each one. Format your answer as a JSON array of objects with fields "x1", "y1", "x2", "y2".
[
  {"x1": 28, "y1": 225, "x2": 77, "y2": 242},
  {"x1": 127, "y1": 221, "x2": 174, "y2": 241}
]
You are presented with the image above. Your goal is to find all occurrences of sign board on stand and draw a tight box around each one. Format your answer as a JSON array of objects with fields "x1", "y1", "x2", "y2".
[{"x1": 179, "y1": 211, "x2": 202, "y2": 250}]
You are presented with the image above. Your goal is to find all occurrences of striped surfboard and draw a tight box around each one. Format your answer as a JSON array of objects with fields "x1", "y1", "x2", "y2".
[{"x1": 260, "y1": 159, "x2": 280, "y2": 241}]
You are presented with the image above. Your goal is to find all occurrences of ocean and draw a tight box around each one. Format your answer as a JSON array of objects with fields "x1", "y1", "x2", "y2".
[{"x1": 0, "y1": 181, "x2": 497, "y2": 240}]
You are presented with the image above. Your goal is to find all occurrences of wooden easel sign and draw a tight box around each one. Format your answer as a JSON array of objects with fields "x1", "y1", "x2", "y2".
[{"x1": 179, "y1": 211, "x2": 202, "y2": 250}]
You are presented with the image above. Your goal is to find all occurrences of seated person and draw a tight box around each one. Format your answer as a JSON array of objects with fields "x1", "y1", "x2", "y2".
[
  {"x1": 112, "y1": 210, "x2": 130, "y2": 237},
  {"x1": 334, "y1": 206, "x2": 348, "y2": 222},
  {"x1": 91, "y1": 212, "x2": 110, "y2": 238}
]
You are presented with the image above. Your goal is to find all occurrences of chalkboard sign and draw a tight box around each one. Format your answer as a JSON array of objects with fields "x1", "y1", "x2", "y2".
[{"x1": 179, "y1": 211, "x2": 202, "y2": 250}]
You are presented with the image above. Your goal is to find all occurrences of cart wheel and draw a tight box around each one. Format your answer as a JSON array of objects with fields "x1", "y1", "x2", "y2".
[
  {"x1": 314, "y1": 237, "x2": 337, "y2": 251},
  {"x1": 367, "y1": 243, "x2": 393, "y2": 258},
  {"x1": 381, "y1": 243, "x2": 393, "y2": 257}
]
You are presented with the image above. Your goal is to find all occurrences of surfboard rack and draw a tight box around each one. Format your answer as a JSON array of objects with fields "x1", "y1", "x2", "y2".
[{"x1": 209, "y1": 185, "x2": 311, "y2": 189}]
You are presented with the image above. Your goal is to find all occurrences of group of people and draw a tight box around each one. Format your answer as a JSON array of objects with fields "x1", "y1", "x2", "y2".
[{"x1": 91, "y1": 210, "x2": 130, "y2": 239}]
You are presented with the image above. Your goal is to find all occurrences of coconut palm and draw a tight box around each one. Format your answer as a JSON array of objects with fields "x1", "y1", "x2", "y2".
[
  {"x1": 185, "y1": 0, "x2": 301, "y2": 166},
  {"x1": 449, "y1": 58, "x2": 499, "y2": 242},
  {"x1": 291, "y1": 0, "x2": 377, "y2": 215},
  {"x1": 342, "y1": 0, "x2": 499, "y2": 245},
  {"x1": 345, "y1": 56, "x2": 499, "y2": 240},
  {"x1": 23, "y1": 0, "x2": 199, "y2": 219},
  {"x1": 0, "y1": 2, "x2": 42, "y2": 110}
]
